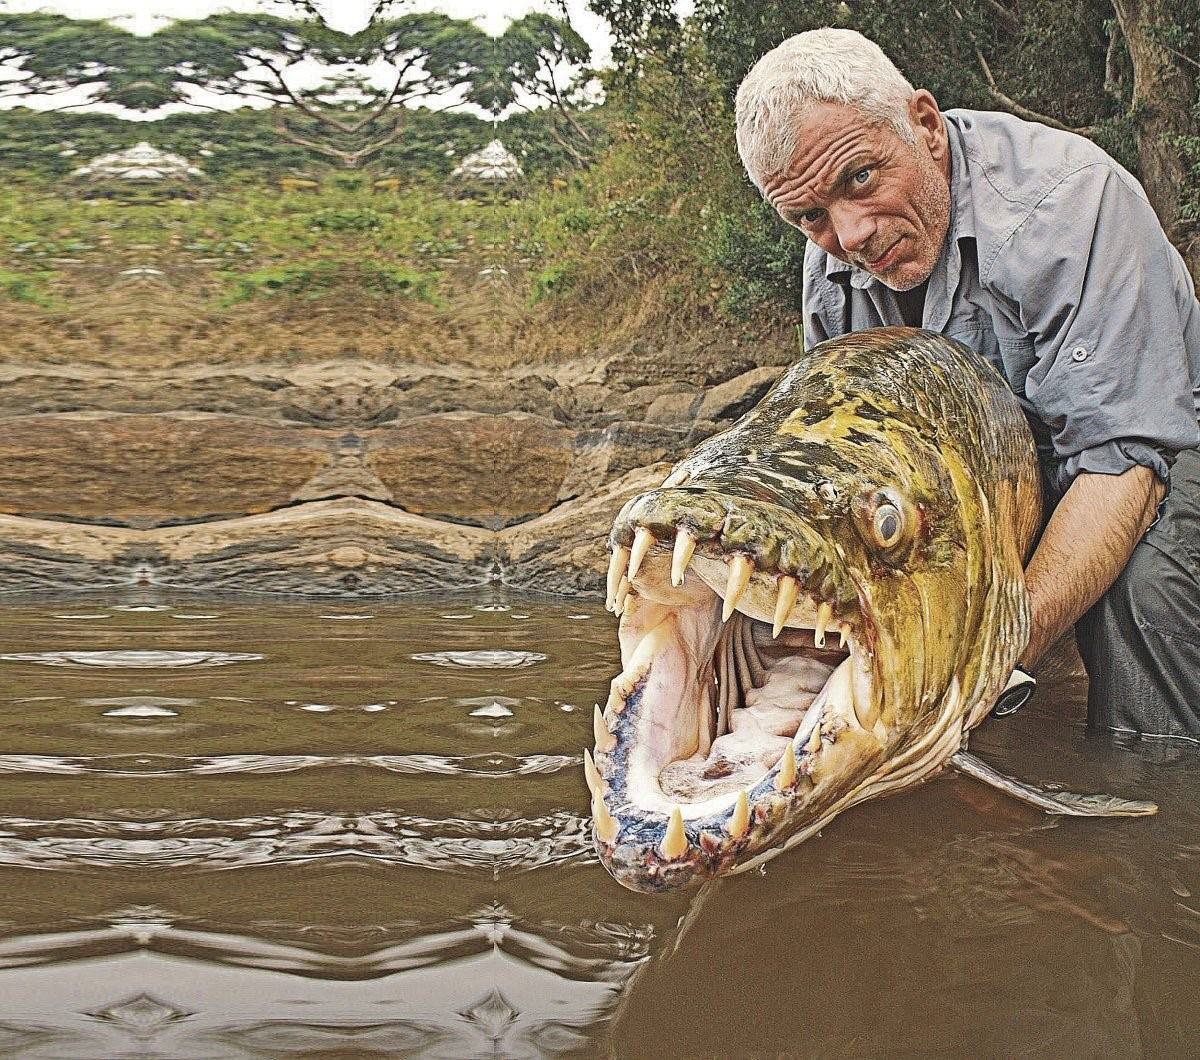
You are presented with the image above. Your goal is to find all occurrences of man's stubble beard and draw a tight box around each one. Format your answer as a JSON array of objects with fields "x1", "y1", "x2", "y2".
[{"x1": 880, "y1": 148, "x2": 951, "y2": 293}]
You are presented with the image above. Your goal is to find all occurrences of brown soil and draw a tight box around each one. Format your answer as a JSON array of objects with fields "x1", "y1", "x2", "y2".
[{"x1": 0, "y1": 245, "x2": 799, "y2": 595}]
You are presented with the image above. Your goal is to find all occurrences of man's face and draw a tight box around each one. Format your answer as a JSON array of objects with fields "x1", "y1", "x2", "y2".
[{"x1": 760, "y1": 93, "x2": 951, "y2": 291}]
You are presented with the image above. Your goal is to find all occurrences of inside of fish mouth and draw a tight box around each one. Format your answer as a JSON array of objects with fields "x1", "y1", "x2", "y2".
[{"x1": 622, "y1": 562, "x2": 861, "y2": 811}]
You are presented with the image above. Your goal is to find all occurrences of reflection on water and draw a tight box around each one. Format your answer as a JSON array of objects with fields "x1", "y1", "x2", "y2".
[
  {"x1": 0, "y1": 591, "x2": 1196, "y2": 1057},
  {"x1": 0, "y1": 649, "x2": 264, "y2": 668}
]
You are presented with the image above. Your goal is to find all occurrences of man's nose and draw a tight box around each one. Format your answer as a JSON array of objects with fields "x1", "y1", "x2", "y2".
[{"x1": 831, "y1": 204, "x2": 877, "y2": 254}]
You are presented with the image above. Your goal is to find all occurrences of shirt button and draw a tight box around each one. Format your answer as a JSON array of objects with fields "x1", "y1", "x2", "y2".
[{"x1": 1070, "y1": 346, "x2": 1089, "y2": 362}]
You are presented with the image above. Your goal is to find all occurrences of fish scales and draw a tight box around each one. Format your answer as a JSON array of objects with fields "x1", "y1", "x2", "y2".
[{"x1": 589, "y1": 327, "x2": 1151, "y2": 893}]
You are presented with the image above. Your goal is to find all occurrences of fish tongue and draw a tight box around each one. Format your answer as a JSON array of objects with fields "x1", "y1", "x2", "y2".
[
  {"x1": 706, "y1": 717, "x2": 790, "y2": 775},
  {"x1": 740, "y1": 696, "x2": 818, "y2": 738}
]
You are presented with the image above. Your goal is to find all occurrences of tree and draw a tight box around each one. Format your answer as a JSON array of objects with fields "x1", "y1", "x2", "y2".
[
  {"x1": 155, "y1": 12, "x2": 490, "y2": 168},
  {"x1": 1109, "y1": 0, "x2": 1200, "y2": 269},
  {"x1": 598, "y1": 0, "x2": 1198, "y2": 277},
  {"x1": 0, "y1": 13, "x2": 174, "y2": 111},
  {"x1": 492, "y1": 14, "x2": 596, "y2": 167}
]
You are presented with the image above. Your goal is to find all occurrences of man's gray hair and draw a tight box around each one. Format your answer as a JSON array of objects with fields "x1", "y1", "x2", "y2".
[{"x1": 735, "y1": 28, "x2": 916, "y2": 191}]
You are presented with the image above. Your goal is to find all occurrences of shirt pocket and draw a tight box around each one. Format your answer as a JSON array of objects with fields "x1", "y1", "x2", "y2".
[{"x1": 996, "y1": 334, "x2": 1038, "y2": 400}]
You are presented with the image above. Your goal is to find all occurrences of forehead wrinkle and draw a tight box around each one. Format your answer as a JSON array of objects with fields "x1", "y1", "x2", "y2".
[{"x1": 767, "y1": 125, "x2": 875, "y2": 210}]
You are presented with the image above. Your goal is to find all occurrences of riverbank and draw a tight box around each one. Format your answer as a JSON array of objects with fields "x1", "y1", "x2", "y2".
[{"x1": 0, "y1": 180, "x2": 800, "y2": 595}]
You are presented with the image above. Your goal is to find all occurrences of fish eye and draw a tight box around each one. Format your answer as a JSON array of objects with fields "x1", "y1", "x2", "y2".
[{"x1": 872, "y1": 503, "x2": 902, "y2": 547}]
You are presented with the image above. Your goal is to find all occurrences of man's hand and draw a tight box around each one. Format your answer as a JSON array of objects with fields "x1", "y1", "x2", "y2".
[{"x1": 1020, "y1": 465, "x2": 1166, "y2": 669}]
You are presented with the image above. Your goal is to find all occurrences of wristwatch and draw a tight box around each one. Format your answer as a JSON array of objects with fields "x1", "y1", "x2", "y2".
[{"x1": 992, "y1": 666, "x2": 1036, "y2": 717}]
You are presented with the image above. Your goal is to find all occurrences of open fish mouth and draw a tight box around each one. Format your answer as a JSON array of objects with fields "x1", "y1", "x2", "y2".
[
  {"x1": 586, "y1": 329, "x2": 1056, "y2": 892},
  {"x1": 589, "y1": 490, "x2": 894, "y2": 893}
]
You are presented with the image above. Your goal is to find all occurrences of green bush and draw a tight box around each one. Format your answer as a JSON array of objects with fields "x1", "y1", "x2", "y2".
[
  {"x1": 221, "y1": 260, "x2": 439, "y2": 306},
  {"x1": 528, "y1": 261, "x2": 577, "y2": 304},
  {"x1": 707, "y1": 199, "x2": 807, "y2": 319},
  {"x1": 221, "y1": 262, "x2": 340, "y2": 304},
  {"x1": 559, "y1": 206, "x2": 600, "y2": 234},
  {"x1": 360, "y1": 262, "x2": 440, "y2": 302},
  {"x1": 0, "y1": 267, "x2": 56, "y2": 307},
  {"x1": 303, "y1": 206, "x2": 386, "y2": 232}
]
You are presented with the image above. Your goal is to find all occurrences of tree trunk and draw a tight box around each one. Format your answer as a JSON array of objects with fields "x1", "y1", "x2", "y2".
[{"x1": 1111, "y1": 0, "x2": 1199, "y2": 279}]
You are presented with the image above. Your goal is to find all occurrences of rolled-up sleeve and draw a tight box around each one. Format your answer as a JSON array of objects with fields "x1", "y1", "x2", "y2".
[{"x1": 988, "y1": 163, "x2": 1199, "y2": 495}]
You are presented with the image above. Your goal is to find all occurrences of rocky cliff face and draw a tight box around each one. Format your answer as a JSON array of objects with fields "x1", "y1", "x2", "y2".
[{"x1": 0, "y1": 220, "x2": 798, "y2": 597}]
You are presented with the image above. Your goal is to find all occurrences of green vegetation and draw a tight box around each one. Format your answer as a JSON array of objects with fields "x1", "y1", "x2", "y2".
[
  {"x1": 0, "y1": 174, "x2": 477, "y2": 310},
  {"x1": 0, "y1": 1, "x2": 1195, "y2": 335},
  {"x1": 0, "y1": 266, "x2": 56, "y2": 307},
  {"x1": 220, "y1": 260, "x2": 439, "y2": 306},
  {"x1": 562, "y1": 0, "x2": 1199, "y2": 319}
]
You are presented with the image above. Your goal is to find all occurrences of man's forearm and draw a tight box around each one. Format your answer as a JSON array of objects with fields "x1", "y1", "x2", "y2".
[{"x1": 1019, "y1": 465, "x2": 1166, "y2": 668}]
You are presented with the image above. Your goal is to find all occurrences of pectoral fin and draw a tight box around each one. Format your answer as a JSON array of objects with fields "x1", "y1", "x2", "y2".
[{"x1": 950, "y1": 751, "x2": 1158, "y2": 817}]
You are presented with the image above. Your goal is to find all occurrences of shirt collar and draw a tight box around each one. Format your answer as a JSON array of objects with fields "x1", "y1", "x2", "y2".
[{"x1": 823, "y1": 113, "x2": 975, "y2": 292}]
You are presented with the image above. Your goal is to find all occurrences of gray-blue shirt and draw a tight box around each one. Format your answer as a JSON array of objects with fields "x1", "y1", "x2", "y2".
[{"x1": 802, "y1": 108, "x2": 1200, "y2": 500}]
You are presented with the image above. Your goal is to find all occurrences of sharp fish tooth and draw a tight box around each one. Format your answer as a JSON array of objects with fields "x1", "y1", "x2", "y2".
[
  {"x1": 628, "y1": 527, "x2": 654, "y2": 581},
  {"x1": 850, "y1": 662, "x2": 881, "y2": 729},
  {"x1": 660, "y1": 807, "x2": 688, "y2": 860},
  {"x1": 854, "y1": 694, "x2": 881, "y2": 731},
  {"x1": 825, "y1": 659, "x2": 861, "y2": 728},
  {"x1": 728, "y1": 790, "x2": 750, "y2": 839},
  {"x1": 775, "y1": 741, "x2": 797, "y2": 791},
  {"x1": 614, "y1": 576, "x2": 631, "y2": 615},
  {"x1": 814, "y1": 600, "x2": 832, "y2": 648},
  {"x1": 671, "y1": 530, "x2": 696, "y2": 587},
  {"x1": 721, "y1": 555, "x2": 754, "y2": 622},
  {"x1": 605, "y1": 545, "x2": 629, "y2": 611},
  {"x1": 583, "y1": 748, "x2": 602, "y2": 795},
  {"x1": 606, "y1": 686, "x2": 625, "y2": 715},
  {"x1": 593, "y1": 704, "x2": 616, "y2": 753},
  {"x1": 593, "y1": 794, "x2": 619, "y2": 844},
  {"x1": 807, "y1": 724, "x2": 822, "y2": 754},
  {"x1": 772, "y1": 575, "x2": 799, "y2": 638}
]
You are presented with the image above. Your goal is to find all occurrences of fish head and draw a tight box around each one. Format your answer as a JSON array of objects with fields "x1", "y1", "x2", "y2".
[{"x1": 590, "y1": 328, "x2": 1041, "y2": 892}]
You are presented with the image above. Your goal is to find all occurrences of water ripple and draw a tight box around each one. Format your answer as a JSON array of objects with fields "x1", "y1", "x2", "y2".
[
  {"x1": 0, "y1": 810, "x2": 594, "y2": 873},
  {"x1": 0, "y1": 752, "x2": 578, "y2": 777},
  {"x1": 411, "y1": 650, "x2": 547, "y2": 669},
  {"x1": 0, "y1": 905, "x2": 653, "y2": 1059},
  {"x1": 0, "y1": 650, "x2": 263, "y2": 669}
]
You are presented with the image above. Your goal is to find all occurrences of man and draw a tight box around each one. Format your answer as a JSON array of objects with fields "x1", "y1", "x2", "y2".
[{"x1": 734, "y1": 28, "x2": 1200, "y2": 738}]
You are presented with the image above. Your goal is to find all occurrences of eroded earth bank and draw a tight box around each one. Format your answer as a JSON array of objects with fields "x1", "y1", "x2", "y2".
[{"x1": 0, "y1": 212, "x2": 798, "y2": 597}]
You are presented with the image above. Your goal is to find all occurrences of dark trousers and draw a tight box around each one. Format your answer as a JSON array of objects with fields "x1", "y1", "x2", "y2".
[{"x1": 1076, "y1": 448, "x2": 1200, "y2": 739}]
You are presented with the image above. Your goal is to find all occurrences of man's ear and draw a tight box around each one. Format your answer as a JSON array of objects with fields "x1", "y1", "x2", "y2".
[{"x1": 909, "y1": 89, "x2": 947, "y2": 166}]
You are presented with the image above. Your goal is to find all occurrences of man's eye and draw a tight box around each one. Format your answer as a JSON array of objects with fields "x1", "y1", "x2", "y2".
[
  {"x1": 852, "y1": 168, "x2": 872, "y2": 186},
  {"x1": 801, "y1": 208, "x2": 824, "y2": 224}
]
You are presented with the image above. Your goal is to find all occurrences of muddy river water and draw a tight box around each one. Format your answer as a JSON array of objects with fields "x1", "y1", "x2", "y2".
[{"x1": 0, "y1": 590, "x2": 1196, "y2": 1058}]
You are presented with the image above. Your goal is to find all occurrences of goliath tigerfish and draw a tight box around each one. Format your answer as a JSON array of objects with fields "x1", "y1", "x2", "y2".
[{"x1": 588, "y1": 327, "x2": 1155, "y2": 893}]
